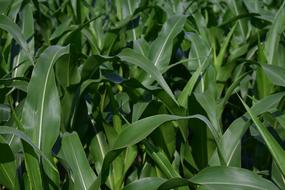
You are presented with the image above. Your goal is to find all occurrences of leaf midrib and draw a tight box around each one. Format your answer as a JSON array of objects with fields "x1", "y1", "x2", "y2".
[
  {"x1": 37, "y1": 50, "x2": 61, "y2": 149},
  {"x1": 153, "y1": 17, "x2": 183, "y2": 67},
  {"x1": 0, "y1": 164, "x2": 14, "y2": 189},
  {"x1": 70, "y1": 140, "x2": 88, "y2": 190}
]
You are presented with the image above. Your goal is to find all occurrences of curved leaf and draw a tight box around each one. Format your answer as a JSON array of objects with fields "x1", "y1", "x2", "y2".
[
  {"x1": 22, "y1": 45, "x2": 69, "y2": 152},
  {"x1": 21, "y1": 45, "x2": 69, "y2": 189},
  {"x1": 119, "y1": 49, "x2": 177, "y2": 103},
  {"x1": 240, "y1": 96, "x2": 285, "y2": 176},
  {"x1": 0, "y1": 126, "x2": 58, "y2": 177},
  {"x1": 150, "y1": 15, "x2": 186, "y2": 70},
  {"x1": 123, "y1": 177, "x2": 166, "y2": 190},
  {"x1": 111, "y1": 114, "x2": 222, "y2": 155},
  {"x1": 0, "y1": 14, "x2": 33, "y2": 63},
  {"x1": 210, "y1": 92, "x2": 285, "y2": 166},
  {"x1": 190, "y1": 167, "x2": 279, "y2": 190},
  {"x1": 158, "y1": 167, "x2": 279, "y2": 190}
]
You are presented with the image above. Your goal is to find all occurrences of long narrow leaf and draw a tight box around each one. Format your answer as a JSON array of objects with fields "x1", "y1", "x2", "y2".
[
  {"x1": 264, "y1": 1, "x2": 285, "y2": 65},
  {"x1": 150, "y1": 15, "x2": 186, "y2": 70},
  {"x1": 119, "y1": 49, "x2": 177, "y2": 103},
  {"x1": 21, "y1": 45, "x2": 69, "y2": 189},
  {"x1": 58, "y1": 132, "x2": 97, "y2": 190},
  {"x1": 0, "y1": 14, "x2": 33, "y2": 63},
  {"x1": 239, "y1": 96, "x2": 285, "y2": 176}
]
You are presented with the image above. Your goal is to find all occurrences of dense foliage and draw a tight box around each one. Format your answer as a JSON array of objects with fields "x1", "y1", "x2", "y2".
[{"x1": 1, "y1": 0, "x2": 285, "y2": 189}]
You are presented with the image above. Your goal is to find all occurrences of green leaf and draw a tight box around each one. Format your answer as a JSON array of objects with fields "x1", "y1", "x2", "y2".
[
  {"x1": 13, "y1": 3, "x2": 34, "y2": 78},
  {"x1": 144, "y1": 141, "x2": 180, "y2": 178},
  {"x1": 195, "y1": 91, "x2": 222, "y2": 135},
  {"x1": 239, "y1": 96, "x2": 285, "y2": 176},
  {"x1": 0, "y1": 136, "x2": 18, "y2": 190},
  {"x1": 210, "y1": 92, "x2": 285, "y2": 166},
  {"x1": 89, "y1": 132, "x2": 115, "y2": 189},
  {"x1": 256, "y1": 34, "x2": 272, "y2": 98},
  {"x1": 50, "y1": 18, "x2": 73, "y2": 40},
  {"x1": 185, "y1": 33, "x2": 211, "y2": 93},
  {"x1": 262, "y1": 64, "x2": 285, "y2": 87},
  {"x1": 134, "y1": 38, "x2": 150, "y2": 58},
  {"x1": 159, "y1": 167, "x2": 279, "y2": 190},
  {"x1": 58, "y1": 132, "x2": 97, "y2": 190},
  {"x1": 0, "y1": 14, "x2": 33, "y2": 63},
  {"x1": 177, "y1": 49, "x2": 211, "y2": 108},
  {"x1": 0, "y1": 126, "x2": 59, "y2": 181},
  {"x1": 123, "y1": 177, "x2": 166, "y2": 190},
  {"x1": 226, "y1": 0, "x2": 248, "y2": 39},
  {"x1": 264, "y1": 1, "x2": 285, "y2": 65},
  {"x1": 2, "y1": 1, "x2": 285, "y2": 189},
  {"x1": 119, "y1": 49, "x2": 177, "y2": 103},
  {"x1": 90, "y1": 132, "x2": 109, "y2": 174},
  {"x1": 272, "y1": 160, "x2": 285, "y2": 190},
  {"x1": 111, "y1": 114, "x2": 222, "y2": 156},
  {"x1": 158, "y1": 177, "x2": 195, "y2": 190},
  {"x1": 22, "y1": 45, "x2": 69, "y2": 152},
  {"x1": 190, "y1": 167, "x2": 279, "y2": 190},
  {"x1": 21, "y1": 45, "x2": 69, "y2": 189},
  {"x1": 215, "y1": 24, "x2": 237, "y2": 67},
  {"x1": 121, "y1": 0, "x2": 140, "y2": 41},
  {"x1": 0, "y1": 0, "x2": 10, "y2": 14},
  {"x1": 150, "y1": 15, "x2": 186, "y2": 70},
  {"x1": 0, "y1": 104, "x2": 10, "y2": 122}
]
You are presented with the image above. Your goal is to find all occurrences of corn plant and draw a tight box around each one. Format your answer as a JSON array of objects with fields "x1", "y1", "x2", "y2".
[{"x1": 1, "y1": 0, "x2": 285, "y2": 189}]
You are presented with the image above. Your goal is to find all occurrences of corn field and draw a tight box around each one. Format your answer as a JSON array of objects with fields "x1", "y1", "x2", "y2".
[{"x1": 1, "y1": 0, "x2": 285, "y2": 189}]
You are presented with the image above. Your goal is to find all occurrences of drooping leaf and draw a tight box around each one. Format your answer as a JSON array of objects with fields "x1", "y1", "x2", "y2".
[
  {"x1": 239, "y1": 96, "x2": 285, "y2": 176},
  {"x1": 0, "y1": 126, "x2": 58, "y2": 180},
  {"x1": 158, "y1": 167, "x2": 279, "y2": 190},
  {"x1": 210, "y1": 92, "x2": 285, "y2": 166},
  {"x1": 0, "y1": 14, "x2": 33, "y2": 63},
  {"x1": 119, "y1": 49, "x2": 177, "y2": 103},
  {"x1": 111, "y1": 114, "x2": 223, "y2": 163},
  {"x1": 190, "y1": 167, "x2": 279, "y2": 190}
]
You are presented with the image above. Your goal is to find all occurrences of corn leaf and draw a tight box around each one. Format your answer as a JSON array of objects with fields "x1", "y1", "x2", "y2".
[
  {"x1": 239, "y1": 96, "x2": 285, "y2": 176},
  {"x1": 58, "y1": 132, "x2": 97, "y2": 190},
  {"x1": 21, "y1": 45, "x2": 69, "y2": 189}
]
